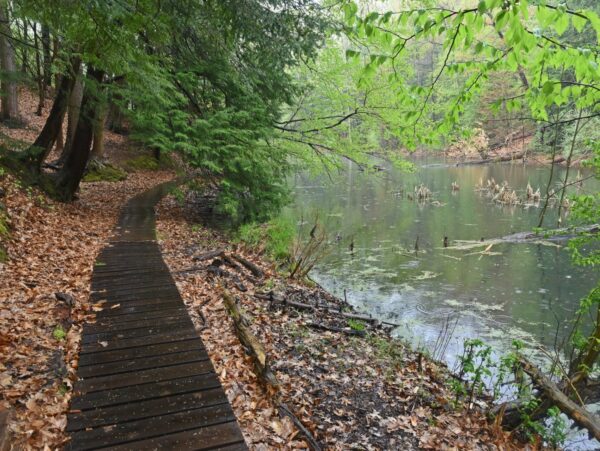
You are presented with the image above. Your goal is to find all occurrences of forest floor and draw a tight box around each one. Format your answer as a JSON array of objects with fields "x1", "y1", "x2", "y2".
[{"x1": 1, "y1": 87, "x2": 534, "y2": 449}]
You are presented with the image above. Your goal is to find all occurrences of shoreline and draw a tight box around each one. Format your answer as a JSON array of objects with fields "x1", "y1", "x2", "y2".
[{"x1": 156, "y1": 191, "x2": 523, "y2": 449}]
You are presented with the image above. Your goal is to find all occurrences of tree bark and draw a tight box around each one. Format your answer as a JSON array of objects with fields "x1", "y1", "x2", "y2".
[
  {"x1": 41, "y1": 24, "x2": 51, "y2": 89},
  {"x1": 29, "y1": 57, "x2": 80, "y2": 169},
  {"x1": 58, "y1": 65, "x2": 84, "y2": 164},
  {"x1": 33, "y1": 22, "x2": 44, "y2": 116},
  {"x1": 54, "y1": 67, "x2": 105, "y2": 201},
  {"x1": 54, "y1": 75, "x2": 64, "y2": 153},
  {"x1": 91, "y1": 101, "x2": 107, "y2": 159},
  {"x1": 0, "y1": 0, "x2": 19, "y2": 121}
]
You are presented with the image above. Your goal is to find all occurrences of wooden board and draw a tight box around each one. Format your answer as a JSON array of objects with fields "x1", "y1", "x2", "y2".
[{"x1": 67, "y1": 182, "x2": 246, "y2": 450}]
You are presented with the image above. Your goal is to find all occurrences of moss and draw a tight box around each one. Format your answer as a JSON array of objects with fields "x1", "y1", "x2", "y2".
[{"x1": 83, "y1": 163, "x2": 127, "y2": 182}]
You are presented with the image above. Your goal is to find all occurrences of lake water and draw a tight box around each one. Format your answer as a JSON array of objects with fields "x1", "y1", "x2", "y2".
[
  {"x1": 288, "y1": 158, "x2": 598, "y2": 372},
  {"x1": 287, "y1": 158, "x2": 600, "y2": 448}
]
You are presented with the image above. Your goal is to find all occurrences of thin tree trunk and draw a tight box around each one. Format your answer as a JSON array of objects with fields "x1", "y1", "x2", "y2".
[
  {"x1": 28, "y1": 57, "x2": 80, "y2": 169},
  {"x1": 54, "y1": 75, "x2": 64, "y2": 153},
  {"x1": 91, "y1": 105, "x2": 107, "y2": 159},
  {"x1": 58, "y1": 65, "x2": 84, "y2": 164},
  {"x1": 33, "y1": 22, "x2": 44, "y2": 116},
  {"x1": 19, "y1": 20, "x2": 27, "y2": 74},
  {"x1": 41, "y1": 24, "x2": 51, "y2": 89},
  {"x1": 54, "y1": 67, "x2": 105, "y2": 201},
  {"x1": 0, "y1": 0, "x2": 19, "y2": 121}
]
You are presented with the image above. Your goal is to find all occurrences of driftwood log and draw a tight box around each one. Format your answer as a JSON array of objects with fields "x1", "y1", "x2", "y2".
[
  {"x1": 455, "y1": 151, "x2": 526, "y2": 166},
  {"x1": 448, "y1": 223, "x2": 599, "y2": 251},
  {"x1": 518, "y1": 357, "x2": 600, "y2": 441}
]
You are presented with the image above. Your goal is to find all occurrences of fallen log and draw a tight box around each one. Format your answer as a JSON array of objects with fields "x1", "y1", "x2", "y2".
[
  {"x1": 223, "y1": 291, "x2": 321, "y2": 450},
  {"x1": 193, "y1": 249, "x2": 224, "y2": 262},
  {"x1": 231, "y1": 254, "x2": 264, "y2": 278},
  {"x1": 253, "y1": 293, "x2": 378, "y2": 324},
  {"x1": 448, "y1": 224, "x2": 599, "y2": 250},
  {"x1": 223, "y1": 291, "x2": 279, "y2": 390},
  {"x1": 455, "y1": 151, "x2": 526, "y2": 166},
  {"x1": 519, "y1": 357, "x2": 600, "y2": 441}
]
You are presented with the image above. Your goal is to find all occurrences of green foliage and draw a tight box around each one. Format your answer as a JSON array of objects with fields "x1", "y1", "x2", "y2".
[
  {"x1": 83, "y1": 164, "x2": 127, "y2": 182},
  {"x1": 236, "y1": 214, "x2": 296, "y2": 262},
  {"x1": 336, "y1": 0, "x2": 600, "y2": 148},
  {"x1": 52, "y1": 325, "x2": 66, "y2": 341},
  {"x1": 348, "y1": 318, "x2": 366, "y2": 332},
  {"x1": 123, "y1": 155, "x2": 160, "y2": 172},
  {"x1": 170, "y1": 187, "x2": 185, "y2": 206},
  {"x1": 455, "y1": 338, "x2": 493, "y2": 406}
]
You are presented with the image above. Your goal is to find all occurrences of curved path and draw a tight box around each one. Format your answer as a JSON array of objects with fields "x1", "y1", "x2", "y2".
[{"x1": 66, "y1": 181, "x2": 247, "y2": 450}]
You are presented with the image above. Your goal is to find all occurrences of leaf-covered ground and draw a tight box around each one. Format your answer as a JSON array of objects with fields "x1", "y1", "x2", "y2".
[
  {"x1": 0, "y1": 170, "x2": 174, "y2": 448},
  {"x1": 156, "y1": 193, "x2": 529, "y2": 450}
]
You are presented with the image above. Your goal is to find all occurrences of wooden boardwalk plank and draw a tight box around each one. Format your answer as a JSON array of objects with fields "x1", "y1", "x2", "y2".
[
  {"x1": 78, "y1": 338, "x2": 201, "y2": 367},
  {"x1": 71, "y1": 374, "x2": 222, "y2": 411},
  {"x1": 103, "y1": 422, "x2": 246, "y2": 451},
  {"x1": 69, "y1": 403, "x2": 235, "y2": 449},
  {"x1": 79, "y1": 328, "x2": 199, "y2": 354},
  {"x1": 67, "y1": 181, "x2": 246, "y2": 450},
  {"x1": 68, "y1": 389, "x2": 228, "y2": 431},
  {"x1": 77, "y1": 348, "x2": 209, "y2": 378}
]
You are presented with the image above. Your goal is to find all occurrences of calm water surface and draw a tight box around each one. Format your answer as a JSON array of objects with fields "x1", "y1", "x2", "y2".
[{"x1": 289, "y1": 159, "x2": 598, "y2": 368}]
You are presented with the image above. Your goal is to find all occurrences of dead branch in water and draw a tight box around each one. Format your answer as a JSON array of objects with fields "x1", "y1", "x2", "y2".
[
  {"x1": 518, "y1": 357, "x2": 600, "y2": 441},
  {"x1": 447, "y1": 224, "x2": 599, "y2": 251}
]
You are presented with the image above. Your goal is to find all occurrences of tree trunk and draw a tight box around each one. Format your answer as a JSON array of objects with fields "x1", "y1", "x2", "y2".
[
  {"x1": 54, "y1": 75, "x2": 64, "y2": 153},
  {"x1": 28, "y1": 57, "x2": 80, "y2": 169},
  {"x1": 41, "y1": 25, "x2": 51, "y2": 89},
  {"x1": 19, "y1": 21, "x2": 27, "y2": 74},
  {"x1": 33, "y1": 23, "x2": 44, "y2": 116},
  {"x1": 91, "y1": 104, "x2": 107, "y2": 159},
  {"x1": 54, "y1": 67, "x2": 105, "y2": 201},
  {"x1": 58, "y1": 65, "x2": 84, "y2": 164},
  {"x1": 0, "y1": 0, "x2": 19, "y2": 121}
]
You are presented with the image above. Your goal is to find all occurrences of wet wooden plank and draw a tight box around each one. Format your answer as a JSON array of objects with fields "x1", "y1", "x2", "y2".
[
  {"x1": 70, "y1": 403, "x2": 236, "y2": 450},
  {"x1": 81, "y1": 319, "x2": 194, "y2": 343},
  {"x1": 79, "y1": 328, "x2": 198, "y2": 354},
  {"x1": 71, "y1": 374, "x2": 222, "y2": 411},
  {"x1": 74, "y1": 360, "x2": 214, "y2": 394},
  {"x1": 89, "y1": 307, "x2": 187, "y2": 326},
  {"x1": 68, "y1": 389, "x2": 228, "y2": 432},
  {"x1": 103, "y1": 422, "x2": 246, "y2": 451},
  {"x1": 77, "y1": 348, "x2": 209, "y2": 378},
  {"x1": 78, "y1": 338, "x2": 201, "y2": 367},
  {"x1": 83, "y1": 311, "x2": 190, "y2": 334}
]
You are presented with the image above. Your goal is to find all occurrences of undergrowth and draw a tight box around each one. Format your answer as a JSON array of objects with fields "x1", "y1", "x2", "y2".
[
  {"x1": 83, "y1": 163, "x2": 127, "y2": 182},
  {"x1": 236, "y1": 214, "x2": 295, "y2": 262}
]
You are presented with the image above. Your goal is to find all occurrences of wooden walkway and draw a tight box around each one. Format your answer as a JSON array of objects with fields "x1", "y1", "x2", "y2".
[{"x1": 67, "y1": 182, "x2": 247, "y2": 450}]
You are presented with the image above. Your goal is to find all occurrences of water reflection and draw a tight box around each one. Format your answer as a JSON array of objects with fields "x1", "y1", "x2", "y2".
[{"x1": 289, "y1": 159, "x2": 598, "y2": 367}]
